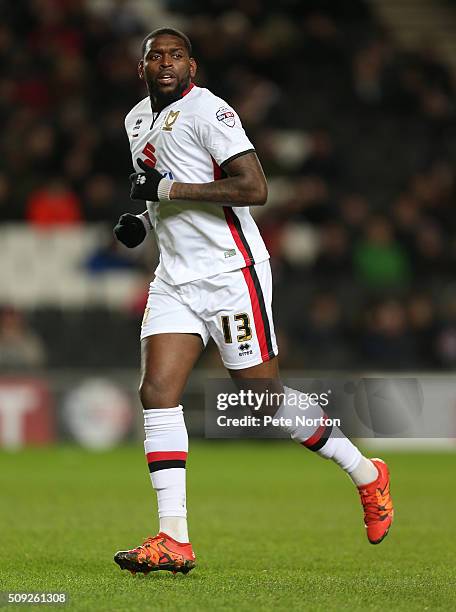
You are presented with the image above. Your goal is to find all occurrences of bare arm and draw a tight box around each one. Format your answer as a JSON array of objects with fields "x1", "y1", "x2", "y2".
[{"x1": 169, "y1": 151, "x2": 268, "y2": 206}]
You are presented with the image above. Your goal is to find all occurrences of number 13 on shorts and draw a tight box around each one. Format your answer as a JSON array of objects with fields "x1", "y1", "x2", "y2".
[
  {"x1": 221, "y1": 313, "x2": 252, "y2": 344},
  {"x1": 213, "y1": 262, "x2": 278, "y2": 369}
]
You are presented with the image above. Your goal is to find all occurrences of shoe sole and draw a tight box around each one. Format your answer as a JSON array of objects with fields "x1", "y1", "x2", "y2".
[{"x1": 114, "y1": 552, "x2": 195, "y2": 575}]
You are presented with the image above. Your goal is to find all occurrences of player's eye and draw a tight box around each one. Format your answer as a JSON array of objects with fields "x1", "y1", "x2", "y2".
[{"x1": 173, "y1": 53, "x2": 183, "y2": 59}]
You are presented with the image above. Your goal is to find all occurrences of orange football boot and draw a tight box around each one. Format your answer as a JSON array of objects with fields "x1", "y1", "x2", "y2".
[
  {"x1": 114, "y1": 532, "x2": 196, "y2": 575},
  {"x1": 358, "y1": 458, "x2": 394, "y2": 544}
]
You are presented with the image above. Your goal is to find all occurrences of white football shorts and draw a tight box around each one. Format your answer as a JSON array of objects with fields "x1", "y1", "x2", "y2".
[{"x1": 141, "y1": 260, "x2": 278, "y2": 369}]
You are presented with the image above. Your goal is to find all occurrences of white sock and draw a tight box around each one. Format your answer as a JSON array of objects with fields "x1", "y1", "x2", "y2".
[
  {"x1": 347, "y1": 456, "x2": 378, "y2": 487},
  {"x1": 159, "y1": 516, "x2": 189, "y2": 543},
  {"x1": 144, "y1": 406, "x2": 189, "y2": 543},
  {"x1": 276, "y1": 387, "x2": 376, "y2": 484}
]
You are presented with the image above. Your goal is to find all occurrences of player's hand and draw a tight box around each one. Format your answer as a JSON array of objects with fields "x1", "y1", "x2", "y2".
[
  {"x1": 113, "y1": 213, "x2": 146, "y2": 248},
  {"x1": 130, "y1": 159, "x2": 165, "y2": 201}
]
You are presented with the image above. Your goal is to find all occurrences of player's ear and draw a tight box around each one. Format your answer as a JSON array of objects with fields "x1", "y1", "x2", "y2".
[
  {"x1": 138, "y1": 60, "x2": 145, "y2": 81},
  {"x1": 189, "y1": 58, "x2": 197, "y2": 79}
]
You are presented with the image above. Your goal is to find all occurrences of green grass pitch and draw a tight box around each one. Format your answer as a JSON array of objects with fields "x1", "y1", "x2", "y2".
[{"x1": 1, "y1": 442, "x2": 456, "y2": 611}]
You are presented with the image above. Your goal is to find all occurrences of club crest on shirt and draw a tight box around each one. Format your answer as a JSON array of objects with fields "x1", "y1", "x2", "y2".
[
  {"x1": 162, "y1": 110, "x2": 180, "y2": 131},
  {"x1": 216, "y1": 107, "x2": 236, "y2": 127}
]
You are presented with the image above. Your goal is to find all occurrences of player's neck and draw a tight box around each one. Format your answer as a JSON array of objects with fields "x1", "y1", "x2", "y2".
[
  {"x1": 149, "y1": 81, "x2": 193, "y2": 114},
  {"x1": 150, "y1": 97, "x2": 168, "y2": 114}
]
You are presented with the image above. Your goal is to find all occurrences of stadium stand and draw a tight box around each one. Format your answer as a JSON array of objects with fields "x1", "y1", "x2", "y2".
[{"x1": 1, "y1": 0, "x2": 456, "y2": 370}]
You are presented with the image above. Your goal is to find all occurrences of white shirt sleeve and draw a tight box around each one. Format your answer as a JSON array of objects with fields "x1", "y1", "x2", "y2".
[{"x1": 194, "y1": 98, "x2": 255, "y2": 167}]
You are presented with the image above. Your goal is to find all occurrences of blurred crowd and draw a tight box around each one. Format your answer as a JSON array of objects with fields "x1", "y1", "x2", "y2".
[{"x1": 1, "y1": 0, "x2": 456, "y2": 370}]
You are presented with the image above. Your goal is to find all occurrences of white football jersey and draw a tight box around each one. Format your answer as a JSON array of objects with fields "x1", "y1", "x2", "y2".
[{"x1": 124, "y1": 85, "x2": 270, "y2": 285}]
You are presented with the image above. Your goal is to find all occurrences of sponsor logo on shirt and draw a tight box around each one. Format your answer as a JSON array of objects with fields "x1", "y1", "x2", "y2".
[
  {"x1": 132, "y1": 118, "x2": 143, "y2": 137},
  {"x1": 224, "y1": 249, "x2": 236, "y2": 258},
  {"x1": 216, "y1": 107, "x2": 236, "y2": 127},
  {"x1": 142, "y1": 142, "x2": 157, "y2": 167}
]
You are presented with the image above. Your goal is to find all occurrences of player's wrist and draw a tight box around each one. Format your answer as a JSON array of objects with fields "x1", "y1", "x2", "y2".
[{"x1": 157, "y1": 178, "x2": 175, "y2": 202}]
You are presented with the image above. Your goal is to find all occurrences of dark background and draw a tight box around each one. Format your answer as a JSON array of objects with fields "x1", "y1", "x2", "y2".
[{"x1": 2, "y1": 0, "x2": 456, "y2": 373}]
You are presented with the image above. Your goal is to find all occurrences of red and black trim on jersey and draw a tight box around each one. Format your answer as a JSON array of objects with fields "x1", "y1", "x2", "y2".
[
  {"x1": 146, "y1": 451, "x2": 187, "y2": 472},
  {"x1": 224, "y1": 208, "x2": 255, "y2": 266},
  {"x1": 241, "y1": 265, "x2": 275, "y2": 362},
  {"x1": 181, "y1": 82, "x2": 195, "y2": 97},
  {"x1": 301, "y1": 418, "x2": 333, "y2": 452},
  {"x1": 211, "y1": 155, "x2": 256, "y2": 267}
]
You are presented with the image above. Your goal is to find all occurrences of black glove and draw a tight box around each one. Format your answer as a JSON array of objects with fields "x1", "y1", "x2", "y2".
[
  {"x1": 113, "y1": 213, "x2": 146, "y2": 248},
  {"x1": 130, "y1": 158, "x2": 164, "y2": 201}
]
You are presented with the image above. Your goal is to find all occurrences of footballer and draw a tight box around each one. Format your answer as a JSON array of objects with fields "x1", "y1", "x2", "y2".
[{"x1": 113, "y1": 28, "x2": 394, "y2": 576}]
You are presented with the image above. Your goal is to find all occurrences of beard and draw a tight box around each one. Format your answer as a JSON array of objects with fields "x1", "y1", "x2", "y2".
[{"x1": 146, "y1": 73, "x2": 190, "y2": 109}]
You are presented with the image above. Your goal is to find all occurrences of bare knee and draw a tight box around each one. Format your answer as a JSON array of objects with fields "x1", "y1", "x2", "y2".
[{"x1": 139, "y1": 373, "x2": 182, "y2": 409}]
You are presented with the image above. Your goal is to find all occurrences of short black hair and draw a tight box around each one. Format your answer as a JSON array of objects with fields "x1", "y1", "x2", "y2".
[{"x1": 141, "y1": 28, "x2": 192, "y2": 58}]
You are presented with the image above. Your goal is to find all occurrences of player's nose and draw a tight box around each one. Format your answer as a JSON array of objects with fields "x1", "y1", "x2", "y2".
[{"x1": 160, "y1": 53, "x2": 173, "y2": 68}]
